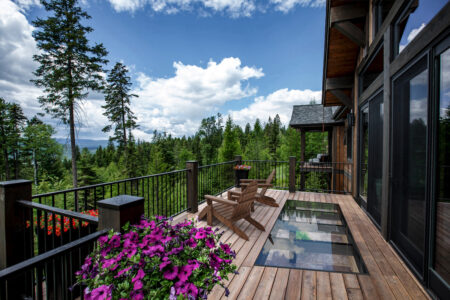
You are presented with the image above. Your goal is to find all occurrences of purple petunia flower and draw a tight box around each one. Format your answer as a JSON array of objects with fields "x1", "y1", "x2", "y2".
[
  {"x1": 109, "y1": 235, "x2": 121, "y2": 248},
  {"x1": 220, "y1": 243, "x2": 232, "y2": 254},
  {"x1": 132, "y1": 268, "x2": 145, "y2": 283},
  {"x1": 133, "y1": 279, "x2": 143, "y2": 291},
  {"x1": 185, "y1": 238, "x2": 197, "y2": 248},
  {"x1": 194, "y1": 229, "x2": 207, "y2": 240},
  {"x1": 178, "y1": 265, "x2": 194, "y2": 282},
  {"x1": 114, "y1": 266, "x2": 132, "y2": 278},
  {"x1": 205, "y1": 238, "x2": 215, "y2": 248},
  {"x1": 163, "y1": 266, "x2": 179, "y2": 280},
  {"x1": 159, "y1": 258, "x2": 172, "y2": 271},
  {"x1": 90, "y1": 284, "x2": 112, "y2": 300}
]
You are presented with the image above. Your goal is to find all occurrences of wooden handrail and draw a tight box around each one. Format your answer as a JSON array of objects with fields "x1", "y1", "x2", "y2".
[{"x1": 16, "y1": 200, "x2": 98, "y2": 224}]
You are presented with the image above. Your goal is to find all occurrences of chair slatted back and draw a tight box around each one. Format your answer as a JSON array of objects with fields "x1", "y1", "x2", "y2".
[
  {"x1": 260, "y1": 169, "x2": 276, "y2": 195},
  {"x1": 232, "y1": 181, "x2": 258, "y2": 220}
]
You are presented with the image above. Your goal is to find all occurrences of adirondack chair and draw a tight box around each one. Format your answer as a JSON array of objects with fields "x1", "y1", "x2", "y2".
[
  {"x1": 229, "y1": 169, "x2": 279, "y2": 208},
  {"x1": 198, "y1": 181, "x2": 264, "y2": 241}
]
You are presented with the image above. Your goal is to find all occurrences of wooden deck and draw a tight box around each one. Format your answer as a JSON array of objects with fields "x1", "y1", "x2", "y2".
[{"x1": 173, "y1": 190, "x2": 430, "y2": 300}]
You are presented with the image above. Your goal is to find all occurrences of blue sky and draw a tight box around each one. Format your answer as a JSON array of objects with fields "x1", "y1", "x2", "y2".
[{"x1": 0, "y1": 0, "x2": 446, "y2": 140}]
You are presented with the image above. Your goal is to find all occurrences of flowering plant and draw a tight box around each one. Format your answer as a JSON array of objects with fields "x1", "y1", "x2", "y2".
[
  {"x1": 233, "y1": 165, "x2": 251, "y2": 170},
  {"x1": 75, "y1": 216, "x2": 237, "y2": 299},
  {"x1": 26, "y1": 209, "x2": 98, "y2": 236}
]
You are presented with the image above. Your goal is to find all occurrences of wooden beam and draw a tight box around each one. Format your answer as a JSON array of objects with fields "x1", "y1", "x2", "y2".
[
  {"x1": 332, "y1": 21, "x2": 365, "y2": 47},
  {"x1": 330, "y1": 5, "x2": 367, "y2": 24},
  {"x1": 330, "y1": 89, "x2": 352, "y2": 109},
  {"x1": 326, "y1": 76, "x2": 354, "y2": 90}
]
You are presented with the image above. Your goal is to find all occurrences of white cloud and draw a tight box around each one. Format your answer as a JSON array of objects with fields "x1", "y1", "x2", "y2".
[
  {"x1": 107, "y1": 0, "x2": 323, "y2": 16},
  {"x1": 407, "y1": 23, "x2": 426, "y2": 43},
  {"x1": 132, "y1": 57, "x2": 264, "y2": 136},
  {"x1": 270, "y1": 0, "x2": 325, "y2": 13},
  {"x1": 0, "y1": 0, "x2": 43, "y2": 115},
  {"x1": 107, "y1": 0, "x2": 256, "y2": 17},
  {"x1": 229, "y1": 88, "x2": 321, "y2": 126}
]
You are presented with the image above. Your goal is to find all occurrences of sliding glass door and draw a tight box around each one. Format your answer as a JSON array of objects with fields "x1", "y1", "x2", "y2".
[
  {"x1": 391, "y1": 56, "x2": 428, "y2": 277},
  {"x1": 429, "y1": 39, "x2": 450, "y2": 299},
  {"x1": 367, "y1": 93, "x2": 383, "y2": 225}
]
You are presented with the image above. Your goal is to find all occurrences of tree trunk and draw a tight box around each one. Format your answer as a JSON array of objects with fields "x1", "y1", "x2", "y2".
[
  {"x1": 14, "y1": 148, "x2": 19, "y2": 179},
  {"x1": 3, "y1": 148, "x2": 9, "y2": 180},
  {"x1": 69, "y1": 102, "x2": 79, "y2": 209},
  {"x1": 33, "y1": 149, "x2": 38, "y2": 186},
  {"x1": 121, "y1": 97, "x2": 127, "y2": 146}
]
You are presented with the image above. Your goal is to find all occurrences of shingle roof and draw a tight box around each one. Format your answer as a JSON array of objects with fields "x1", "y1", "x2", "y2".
[{"x1": 289, "y1": 104, "x2": 343, "y2": 128}]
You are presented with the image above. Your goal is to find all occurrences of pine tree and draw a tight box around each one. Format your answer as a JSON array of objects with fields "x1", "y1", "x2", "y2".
[
  {"x1": 8, "y1": 103, "x2": 27, "y2": 179},
  {"x1": 23, "y1": 116, "x2": 63, "y2": 185},
  {"x1": 218, "y1": 116, "x2": 241, "y2": 161},
  {"x1": 102, "y1": 62, "x2": 138, "y2": 148},
  {"x1": 0, "y1": 98, "x2": 11, "y2": 180},
  {"x1": 32, "y1": 0, "x2": 108, "y2": 194}
]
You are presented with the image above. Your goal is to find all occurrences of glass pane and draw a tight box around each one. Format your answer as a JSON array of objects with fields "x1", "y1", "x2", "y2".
[
  {"x1": 360, "y1": 107, "x2": 369, "y2": 201},
  {"x1": 397, "y1": 1, "x2": 448, "y2": 54},
  {"x1": 255, "y1": 200, "x2": 367, "y2": 273},
  {"x1": 367, "y1": 93, "x2": 384, "y2": 224},
  {"x1": 434, "y1": 47, "x2": 450, "y2": 284},
  {"x1": 392, "y1": 56, "x2": 428, "y2": 273}
]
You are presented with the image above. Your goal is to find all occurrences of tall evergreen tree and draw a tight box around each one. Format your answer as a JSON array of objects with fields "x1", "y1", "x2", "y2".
[
  {"x1": 8, "y1": 103, "x2": 27, "y2": 179},
  {"x1": 0, "y1": 98, "x2": 11, "y2": 180},
  {"x1": 218, "y1": 116, "x2": 241, "y2": 161},
  {"x1": 102, "y1": 62, "x2": 138, "y2": 147},
  {"x1": 31, "y1": 0, "x2": 108, "y2": 192}
]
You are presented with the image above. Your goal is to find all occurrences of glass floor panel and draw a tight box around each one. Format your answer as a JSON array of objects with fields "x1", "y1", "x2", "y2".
[
  {"x1": 280, "y1": 209, "x2": 343, "y2": 226},
  {"x1": 255, "y1": 200, "x2": 367, "y2": 274}
]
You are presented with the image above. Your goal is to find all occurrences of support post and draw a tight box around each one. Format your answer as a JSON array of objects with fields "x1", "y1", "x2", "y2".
[
  {"x1": 381, "y1": 26, "x2": 392, "y2": 240},
  {"x1": 0, "y1": 180, "x2": 32, "y2": 299},
  {"x1": 289, "y1": 156, "x2": 296, "y2": 193},
  {"x1": 98, "y1": 195, "x2": 144, "y2": 232},
  {"x1": 186, "y1": 161, "x2": 198, "y2": 213},
  {"x1": 0, "y1": 179, "x2": 32, "y2": 269}
]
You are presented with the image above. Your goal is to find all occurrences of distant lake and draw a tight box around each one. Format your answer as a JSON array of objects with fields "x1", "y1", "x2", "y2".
[{"x1": 56, "y1": 138, "x2": 110, "y2": 156}]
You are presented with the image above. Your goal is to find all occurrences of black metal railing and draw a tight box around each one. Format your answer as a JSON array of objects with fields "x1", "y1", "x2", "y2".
[
  {"x1": 32, "y1": 169, "x2": 189, "y2": 218},
  {"x1": 0, "y1": 229, "x2": 108, "y2": 300},
  {"x1": 295, "y1": 162, "x2": 352, "y2": 194},
  {"x1": 242, "y1": 160, "x2": 289, "y2": 189},
  {"x1": 17, "y1": 200, "x2": 98, "y2": 258},
  {"x1": 198, "y1": 161, "x2": 235, "y2": 203}
]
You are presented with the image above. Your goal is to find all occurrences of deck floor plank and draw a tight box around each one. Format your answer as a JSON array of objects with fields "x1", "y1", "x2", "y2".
[
  {"x1": 269, "y1": 268, "x2": 290, "y2": 300},
  {"x1": 285, "y1": 269, "x2": 303, "y2": 300},
  {"x1": 316, "y1": 272, "x2": 332, "y2": 300},
  {"x1": 252, "y1": 267, "x2": 277, "y2": 300}
]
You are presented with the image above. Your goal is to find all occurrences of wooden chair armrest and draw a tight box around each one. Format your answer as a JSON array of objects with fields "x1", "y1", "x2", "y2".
[
  {"x1": 205, "y1": 195, "x2": 237, "y2": 206},
  {"x1": 257, "y1": 184, "x2": 273, "y2": 188},
  {"x1": 228, "y1": 190, "x2": 242, "y2": 196},
  {"x1": 240, "y1": 179, "x2": 265, "y2": 183}
]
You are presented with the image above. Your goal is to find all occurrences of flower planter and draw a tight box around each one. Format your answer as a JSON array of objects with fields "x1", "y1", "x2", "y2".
[{"x1": 235, "y1": 169, "x2": 249, "y2": 187}]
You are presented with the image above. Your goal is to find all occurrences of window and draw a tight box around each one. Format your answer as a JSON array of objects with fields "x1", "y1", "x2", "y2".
[
  {"x1": 373, "y1": 0, "x2": 396, "y2": 34},
  {"x1": 359, "y1": 106, "x2": 369, "y2": 201},
  {"x1": 394, "y1": 0, "x2": 448, "y2": 57},
  {"x1": 346, "y1": 114, "x2": 353, "y2": 161},
  {"x1": 359, "y1": 43, "x2": 384, "y2": 93},
  {"x1": 433, "y1": 43, "x2": 450, "y2": 288}
]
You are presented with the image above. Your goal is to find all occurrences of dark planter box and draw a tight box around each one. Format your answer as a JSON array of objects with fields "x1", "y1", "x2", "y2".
[{"x1": 235, "y1": 169, "x2": 250, "y2": 188}]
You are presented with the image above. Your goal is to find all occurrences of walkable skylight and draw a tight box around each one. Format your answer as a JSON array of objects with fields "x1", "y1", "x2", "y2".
[{"x1": 255, "y1": 200, "x2": 367, "y2": 274}]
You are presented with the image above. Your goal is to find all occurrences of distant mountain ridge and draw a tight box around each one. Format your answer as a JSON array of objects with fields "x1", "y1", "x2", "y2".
[{"x1": 56, "y1": 138, "x2": 110, "y2": 152}]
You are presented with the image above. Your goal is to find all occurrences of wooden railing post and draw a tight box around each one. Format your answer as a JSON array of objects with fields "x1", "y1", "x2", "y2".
[
  {"x1": 186, "y1": 161, "x2": 198, "y2": 213},
  {"x1": 98, "y1": 195, "x2": 144, "y2": 232},
  {"x1": 0, "y1": 180, "x2": 32, "y2": 299},
  {"x1": 0, "y1": 180, "x2": 32, "y2": 270},
  {"x1": 289, "y1": 156, "x2": 296, "y2": 193},
  {"x1": 234, "y1": 155, "x2": 242, "y2": 165}
]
